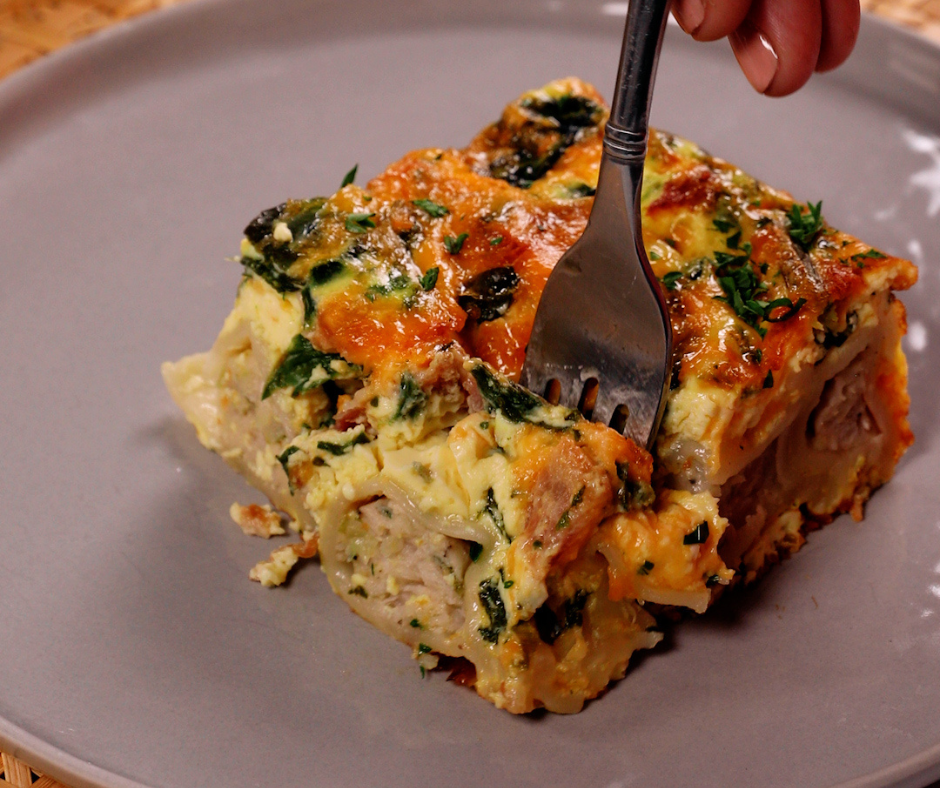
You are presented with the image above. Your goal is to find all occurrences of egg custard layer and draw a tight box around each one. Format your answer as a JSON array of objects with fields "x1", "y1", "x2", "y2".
[{"x1": 163, "y1": 78, "x2": 916, "y2": 714}]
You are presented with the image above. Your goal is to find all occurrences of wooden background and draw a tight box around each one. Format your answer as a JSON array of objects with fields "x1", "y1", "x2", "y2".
[{"x1": 0, "y1": 0, "x2": 939, "y2": 785}]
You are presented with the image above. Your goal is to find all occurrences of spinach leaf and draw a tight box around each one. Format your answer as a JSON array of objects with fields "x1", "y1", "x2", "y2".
[
  {"x1": 471, "y1": 364, "x2": 543, "y2": 422},
  {"x1": 243, "y1": 203, "x2": 285, "y2": 244},
  {"x1": 241, "y1": 255, "x2": 301, "y2": 294},
  {"x1": 478, "y1": 577, "x2": 507, "y2": 643},
  {"x1": 482, "y1": 487, "x2": 509, "y2": 542},
  {"x1": 262, "y1": 334, "x2": 360, "y2": 399},
  {"x1": 533, "y1": 590, "x2": 589, "y2": 644},
  {"x1": 457, "y1": 266, "x2": 519, "y2": 322},
  {"x1": 392, "y1": 373, "x2": 427, "y2": 420},
  {"x1": 316, "y1": 432, "x2": 370, "y2": 456}
]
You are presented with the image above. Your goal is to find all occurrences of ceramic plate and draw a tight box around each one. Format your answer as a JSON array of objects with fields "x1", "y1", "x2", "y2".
[{"x1": 2, "y1": 2, "x2": 940, "y2": 786}]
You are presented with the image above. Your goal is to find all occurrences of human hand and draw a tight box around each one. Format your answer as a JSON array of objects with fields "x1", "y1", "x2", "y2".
[{"x1": 672, "y1": 0, "x2": 861, "y2": 96}]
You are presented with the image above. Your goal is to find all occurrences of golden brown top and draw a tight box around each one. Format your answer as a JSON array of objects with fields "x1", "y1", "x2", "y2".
[{"x1": 238, "y1": 77, "x2": 916, "y2": 408}]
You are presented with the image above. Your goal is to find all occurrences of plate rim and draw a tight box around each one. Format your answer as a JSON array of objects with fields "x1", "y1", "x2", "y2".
[{"x1": 1, "y1": 3, "x2": 939, "y2": 787}]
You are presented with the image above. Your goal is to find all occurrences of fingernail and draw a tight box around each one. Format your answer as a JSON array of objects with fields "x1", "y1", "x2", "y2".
[
  {"x1": 672, "y1": 0, "x2": 705, "y2": 35},
  {"x1": 730, "y1": 20, "x2": 779, "y2": 94}
]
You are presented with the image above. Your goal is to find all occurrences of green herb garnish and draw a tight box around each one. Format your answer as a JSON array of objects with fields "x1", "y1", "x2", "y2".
[
  {"x1": 340, "y1": 164, "x2": 358, "y2": 188},
  {"x1": 412, "y1": 199, "x2": 449, "y2": 217},
  {"x1": 420, "y1": 267, "x2": 439, "y2": 291},
  {"x1": 345, "y1": 212, "x2": 376, "y2": 234},
  {"x1": 444, "y1": 233, "x2": 469, "y2": 254},
  {"x1": 468, "y1": 542, "x2": 483, "y2": 562},
  {"x1": 787, "y1": 200, "x2": 824, "y2": 250},
  {"x1": 661, "y1": 271, "x2": 683, "y2": 291}
]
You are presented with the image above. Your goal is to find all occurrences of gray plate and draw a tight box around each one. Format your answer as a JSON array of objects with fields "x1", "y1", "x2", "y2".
[{"x1": 1, "y1": 2, "x2": 940, "y2": 787}]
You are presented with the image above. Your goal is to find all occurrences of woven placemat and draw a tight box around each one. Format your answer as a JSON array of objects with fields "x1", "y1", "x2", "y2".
[{"x1": 1, "y1": 0, "x2": 939, "y2": 785}]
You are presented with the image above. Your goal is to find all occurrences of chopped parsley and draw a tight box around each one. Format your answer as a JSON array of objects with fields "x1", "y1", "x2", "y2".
[
  {"x1": 490, "y1": 236, "x2": 504, "y2": 246},
  {"x1": 345, "y1": 212, "x2": 376, "y2": 234},
  {"x1": 787, "y1": 200, "x2": 824, "y2": 250},
  {"x1": 262, "y1": 334, "x2": 360, "y2": 399},
  {"x1": 712, "y1": 217, "x2": 736, "y2": 233},
  {"x1": 417, "y1": 642, "x2": 432, "y2": 654},
  {"x1": 683, "y1": 521, "x2": 710, "y2": 545},
  {"x1": 410, "y1": 618, "x2": 423, "y2": 628},
  {"x1": 340, "y1": 164, "x2": 358, "y2": 188},
  {"x1": 468, "y1": 542, "x2": 483, "y2": 562},
  {"x1": 419, "y1": 267, "x2": 439, "y2": 291},
  {"x1": 660, "y1": 271, "x2": 683, "y2": 291},
  {"x1": 412, "y1": 199, "x2": 449, "y2": 217},
  {"x1": 713, "y1": 253, "x2": 806, "y2": 335},
  {"x1": 348, "y1": 586, "x2": 368, "y2": 597},
  {"x1": 444, "y1": 232, "x2": 469, "y2": 254},
  {"x1": 478, "y1": 577, "x2": 508, "y2": 643},
  {"x1": 705, "y1": 574, "x2": 722, "y2": 588},
  {"x1": 851, "y1": 248, "x2": 887, "y2": 268}
]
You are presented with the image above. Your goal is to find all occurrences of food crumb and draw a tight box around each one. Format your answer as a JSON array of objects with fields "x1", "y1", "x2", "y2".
[
  {"x1": 249, "y1": 545, "x2": 298, "y2": 587},
  {"x1": 230, "y1": 502, "x2": 286, "y2": 538}
]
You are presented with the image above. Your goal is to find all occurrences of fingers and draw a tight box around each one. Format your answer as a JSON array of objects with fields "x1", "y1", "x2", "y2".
[
  {"x1": 673, "y1": 0, "x2": 861, "y2": 97},
  {"x1": 673, "y1": 0, "x2": 752, "y2": 42},
  {"x1": 730, "y1": 0, "x2": 822, "y2": 96},
  {"x1": 816, "y1": 0, "x2": 861, "y2": 72}
]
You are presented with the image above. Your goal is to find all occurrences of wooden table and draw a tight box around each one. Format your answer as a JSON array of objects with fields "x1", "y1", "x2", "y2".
[{"x1": 1, "y1": 0, "x2": 939, "y2": 785}]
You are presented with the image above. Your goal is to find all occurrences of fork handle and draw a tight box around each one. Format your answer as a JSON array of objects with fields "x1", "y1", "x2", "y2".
[{"x1": 605, "y1": 0, "x2": 672, "y2": 164}]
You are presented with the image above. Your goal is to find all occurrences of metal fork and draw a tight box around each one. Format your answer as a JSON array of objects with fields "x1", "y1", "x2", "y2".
[{"x1": 519, "y1": 0, "x2": 674, "y2": 450}]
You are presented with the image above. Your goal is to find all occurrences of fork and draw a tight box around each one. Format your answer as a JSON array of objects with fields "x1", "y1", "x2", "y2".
[{"x1": 519, "y1": 0, "x2": 673, "y2": 450}]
